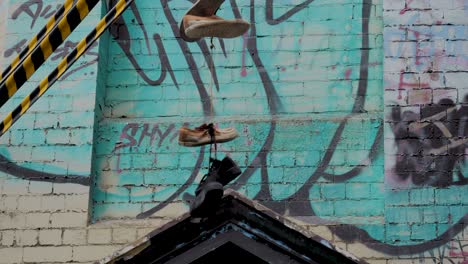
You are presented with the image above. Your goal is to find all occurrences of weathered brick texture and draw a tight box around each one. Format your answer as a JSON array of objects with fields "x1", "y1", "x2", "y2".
[{"x1": 0, "y1": 0, "x2": 466, "y2": 263}]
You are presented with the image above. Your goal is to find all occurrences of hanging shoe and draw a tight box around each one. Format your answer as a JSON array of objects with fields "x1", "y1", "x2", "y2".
[
  {"x1": 190, "y1": 159, "x2": 224, "y2": 217},
  {"x1": 178, "y1": 124, "x2": 238, "y2": 147},
  {"x1": 218, "y1": 156, "x2": 242, "y2": 185},
  {"x1": 179, "y1": 0, "x2": 249, "y2": 42},
  {"x1": 182, "y1": 15, "x2": 250, "y2": 41}
]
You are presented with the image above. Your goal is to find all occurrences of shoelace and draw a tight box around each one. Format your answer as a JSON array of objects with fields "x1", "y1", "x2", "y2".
[{"x1": 198, "y1": 158, "x2": 219, "y2": 186}]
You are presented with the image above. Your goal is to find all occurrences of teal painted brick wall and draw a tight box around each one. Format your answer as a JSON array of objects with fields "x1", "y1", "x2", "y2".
[
  {"x1": 88, "y1": 1, "x2": 468, "y2": 259},
  {"x1": 0, "y1": 0, "x2": 466, "y2": 262}
]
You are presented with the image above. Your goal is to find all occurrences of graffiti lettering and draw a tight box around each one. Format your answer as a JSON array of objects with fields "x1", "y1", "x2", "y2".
[{"x1": 11, "y1": 0, "x2": 59, "y2": 29}]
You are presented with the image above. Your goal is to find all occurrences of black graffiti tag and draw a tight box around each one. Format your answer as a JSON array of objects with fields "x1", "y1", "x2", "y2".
[
  {"x1": 11, "y1": 0, "x2": 59, "y2": 29},
  {"x1": 391, "y1": 97, "x2": 468, "y2": 187}
]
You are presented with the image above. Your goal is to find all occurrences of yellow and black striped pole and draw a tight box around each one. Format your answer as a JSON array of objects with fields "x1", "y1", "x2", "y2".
[
  {"x1": 0, "y1": 0, "x2": 75, "y2": 82},
  {"x1": 0, "y1": 0, "x2": 135, "y2": 136},
  {"x1": 0, "y1": 0, "x2": 100, "y2": 109}
]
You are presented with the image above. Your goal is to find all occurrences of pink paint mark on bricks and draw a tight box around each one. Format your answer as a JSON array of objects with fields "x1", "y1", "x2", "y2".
[
  {"x1": 397, "y1": 70, "x2": 428, "y2": 100},
  {"x1": 345, "y1": 68, "x2": 352, "y2": 80},
  {"x1": 241, "y1": 33, "x2": 248, "y2": 77}
]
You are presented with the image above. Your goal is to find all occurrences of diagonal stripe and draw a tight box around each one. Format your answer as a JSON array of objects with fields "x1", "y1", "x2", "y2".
[
  {"x1": 78, "y1": 0, "x2": 90, "y2": 20},
  {"x1": 40, "y1": 38, "x2": 54, "y2": 59},
  {"x1": 0, "y1": 0, "x2": 100, "y2": 109},
  {"x1": 0, "y1": 0, "x2": 135, "y2": 138},
  {"x1": 60, "y1": 17, "x2": 72, "y2": 41},
  {"x1": 23, "y1": 57, "x2": 36, "y2": 79},
  {"x1": 2, "y1": 113, "x2": 13, "y2": 134},
  {"x1": 0, "y1": 0, "x2": 74, "y2": 83},
  {"x1": 20, "y1": 98, "x2": 30, "y2": 115},
  {"x1": 5, "y1": 77, "x2": 17, "y2": 97}
]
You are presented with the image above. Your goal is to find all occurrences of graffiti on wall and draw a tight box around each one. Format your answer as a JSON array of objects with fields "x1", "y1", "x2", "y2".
[
  {"x1": 3, "y1": 0, "x2": 99, "y2": 80},
  {"x1": 0, "y1": 0, "x2": 100, "y2": 184},
  {"x1": 0, "y1": 0, "x2": 466, "y2": 261},
  {"x1": 389, "y1": 99, "x2": 468, "y2": 187},
  {"x1": 89, "y1": 0, "x2": 468, "y2": 259}
]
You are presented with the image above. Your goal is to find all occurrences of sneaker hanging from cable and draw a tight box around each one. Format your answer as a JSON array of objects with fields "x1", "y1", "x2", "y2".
[
  {"x1": 179, "y1": 0, "x2": 250, "y2": 42},
  {"x1": 178, "y1": 123, "x2": 238, "y2": 147}
]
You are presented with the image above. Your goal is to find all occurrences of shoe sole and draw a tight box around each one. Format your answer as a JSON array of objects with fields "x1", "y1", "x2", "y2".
[
  {"x1": 190, "y1": 182, "x2": 223, "y2": 217},
  {"x1": 178, "y1": 131, "x2": 239, "y2": 147},
  {"x1": 180, "y1": 0, "x2": 226, "y2": 42},
  {"x1": 185, "y1": 20, "x2": 250, "y2": 39}
]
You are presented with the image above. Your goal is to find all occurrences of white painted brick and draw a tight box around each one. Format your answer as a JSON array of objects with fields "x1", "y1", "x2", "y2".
[
  {"x1": 38, "y1": 229, "x2": 62, "y2": 245},
  {"x1": 16, "y1": 229, "x2": 38, "y2": 246},
  {"x1": 0, "y1": 196, "x2": 18, "y2": 211},
  {"x1": 41, "y1": 195, "x2": 66, "y2": 212},
  {"x1": 0, "y1": 247, "x2": 23, "y2": 264},
  {"x1": 0, "y1": 213, "x2": 26, "y2": 229},
  {"x1": 53, "y1": 183, "x2": 89, "y2": 194},
  {"x1": 63, "y1": 229, "x2": 87, "y2": 245},
  {"x1": 430, "y1": 0, "x2": 453, "y2": 9},
  {"x1": 408, "y1": 0, "x2": 431, "y2": 9},
  {"x1": 72, "y1": 245, "x2": 120, "y2": 262},
  {"x1": 28, "y1": 181, "x2": 53, "y2": 194},
  {"x1": 18, "y1": 196, "x2": 42, "y2": 212},
  {"x1": 347, "y1": 243, "x2": 390, "y2": 259},
  {"x1": 383, "y1": 0, "x2": 405, "y2": 10},
  {"x1": 51, "y1": 212, "x2": 88, "y2": 228},
  {"x1": 408, "y1": 89, "x2": 432, "y2": 105},
  {"x1": 445, "y1": 72, "x2": 468, "y2": 89},
  {"x1": 25, "y1": 213, "x2": 50, "y2": 228},
  {"x1": 433, "y1": 89, "x2": 458, "y2": 104},
  {"x1": 2, "y1": 180, "x2": 29, "y2": 195},
  {"x1": 365, "y1": 260, "x2": 387, "y2": 264},
  {"x1": 64, "y1": 194, "x2": 89, "y2": 211},
  {"x1": 442, "y1": 10, "x2": 468, "y2": 24},
  {"x1": 24, "y1": 246, "x2": 73, "y2": 262},
  {"x1": 1, "y1": 230, "x2": 15, "y2": 246},
  {"x1": 112, "y1": 228, "x2": 137, "y2": 243},
  {"x1": 387, "y1": 259, "x2": 414, "y2": 264},
  {"x1": 88, "y1": 228, "x2": 112, "y2": 244},
  {"x1": 137, "y1": 227, "x2": 154, "y2": 239}
]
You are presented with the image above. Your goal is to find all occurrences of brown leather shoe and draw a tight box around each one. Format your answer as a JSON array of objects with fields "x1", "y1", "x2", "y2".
[
  {"x1": 179, "y1": 0, "x2": 226, "y2": 42},
  {"x1": 178, "y1": 123, "x2": 239, "y2": 147},
  {"x1": 183, "y1": 15, "x2": 250, "y2": 40}
]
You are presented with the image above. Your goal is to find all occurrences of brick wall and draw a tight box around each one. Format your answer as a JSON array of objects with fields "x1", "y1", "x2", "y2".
[{"x1": 0, "y1": 0, "x2": 466, "y2": 263}]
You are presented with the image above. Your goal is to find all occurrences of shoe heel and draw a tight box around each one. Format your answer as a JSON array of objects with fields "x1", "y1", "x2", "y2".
[{"x1": 190, "y1": 182, "x2": 223, "y2": 217}]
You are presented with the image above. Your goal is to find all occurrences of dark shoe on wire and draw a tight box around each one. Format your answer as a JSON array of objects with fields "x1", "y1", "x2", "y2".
[
  {"x1": 190, "y1": 160, "x2": 224, "y2": 217},
  {"x1": 218, "y1": 156, "x2": 242, "y2": 186}
]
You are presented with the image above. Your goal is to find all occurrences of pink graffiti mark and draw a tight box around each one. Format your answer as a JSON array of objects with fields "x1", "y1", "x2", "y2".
[
  {"x1": 112, "y1": 123, "x2": 177, "y2": 173},
  {"x1": 400, "y1": 27, "x2": 433, "y2": 65},
  {"x1": 241, "y1": 33, "x2": 248, "y2": 77},
  {"x1": 399, "y1": 0, "x2": 414, "y2": 14},
  {"x1": 449, "y1": 241, "x2": 468, "y2": 261},
  {"x1": 399, "y1": 0, "x2": 429, "y2": 14},
  {"x1": 344, "y1": 68, "x2": 352, "y2": 80},
  {"x1": 397, "y1": 70, "x2": 429, "y2": 99}
]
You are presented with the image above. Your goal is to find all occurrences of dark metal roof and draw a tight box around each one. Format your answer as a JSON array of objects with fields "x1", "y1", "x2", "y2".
[{"x1": 98, "y1": 189, "x2": 365, "y2": 264}]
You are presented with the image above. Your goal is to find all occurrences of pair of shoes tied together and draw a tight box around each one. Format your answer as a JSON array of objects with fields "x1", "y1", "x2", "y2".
[
  {"x1": 180, "y1": 0, "x2": 250, "y2": 42},
  {"x1": 178, "y1": 123, "x2": 238, "y2": 147}
]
